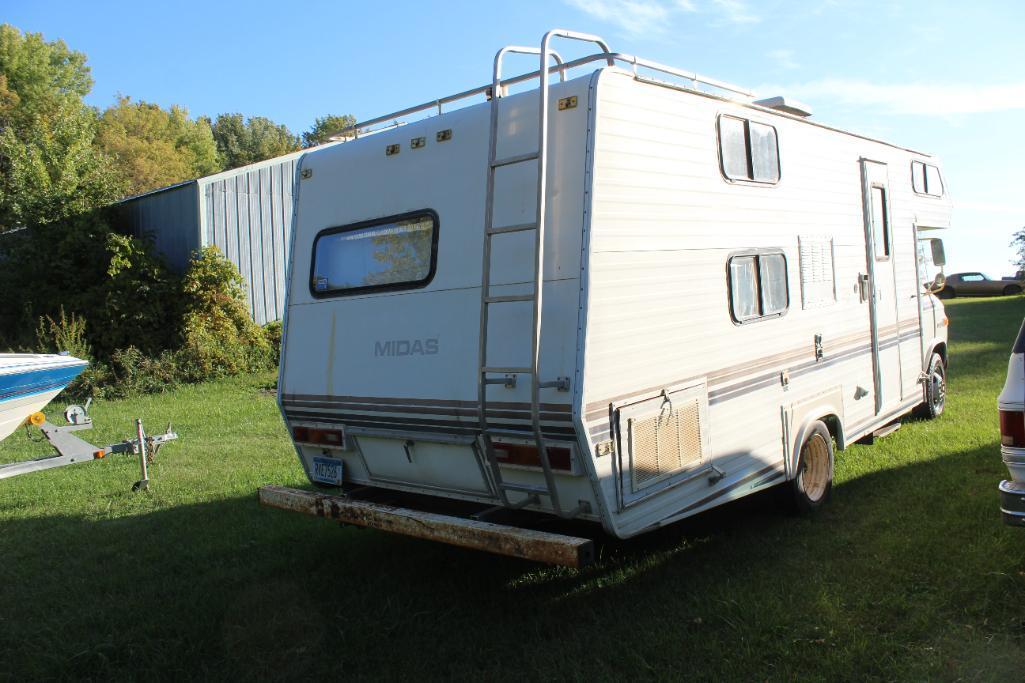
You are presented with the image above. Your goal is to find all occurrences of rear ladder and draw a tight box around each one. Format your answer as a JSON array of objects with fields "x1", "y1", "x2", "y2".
[{"x1": 476, "y1": 30, "x2": 612, "y2": 519}]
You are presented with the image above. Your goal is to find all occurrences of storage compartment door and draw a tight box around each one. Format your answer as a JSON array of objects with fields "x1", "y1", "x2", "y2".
[{"x1": 616, "y1": 380, "x2": 712, "y2": 508}]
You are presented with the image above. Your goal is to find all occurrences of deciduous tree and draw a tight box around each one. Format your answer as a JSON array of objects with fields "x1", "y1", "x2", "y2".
[
  {"x1": 0, "y1": 24, "x2": 123, "y2": 230},
  {"x1": 1010, "y1": 226, "x2": 1025, "y2": 273},
  {"x1": 96, "y1": 96, "x2": 220, "y2": 196},
  {"x1": 302, "y1": 113, "x2": 356, "y2": 148},
  {"x1": 210, "y1": 113, "x2": 299, "y2": 170}
]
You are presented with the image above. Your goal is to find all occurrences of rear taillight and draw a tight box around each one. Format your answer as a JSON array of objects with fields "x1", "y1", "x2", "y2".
[
  {"x1": 493, "y1": 442, "x2": 572, "y2": 471},
  {"x1": 293, "y1": 426, "x2": 345, "y2": 448},
  {"x1": 1000, "y1": 411, "x2": 1025, "y2": 447}
]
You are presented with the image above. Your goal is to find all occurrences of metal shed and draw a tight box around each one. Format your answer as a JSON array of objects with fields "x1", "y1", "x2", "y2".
[{"x1": 114, "y1": 148, "x2": 327, "y2": 325}]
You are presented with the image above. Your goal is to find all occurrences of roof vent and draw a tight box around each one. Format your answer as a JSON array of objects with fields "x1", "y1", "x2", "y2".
[{"x1": 753, "y1": 96, "x2": 812, "y2": 118}]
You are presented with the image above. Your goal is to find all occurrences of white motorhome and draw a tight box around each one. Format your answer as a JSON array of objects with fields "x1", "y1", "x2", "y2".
[{"x1": 264, "y1": 30, "x2": 952, "y2": 565}]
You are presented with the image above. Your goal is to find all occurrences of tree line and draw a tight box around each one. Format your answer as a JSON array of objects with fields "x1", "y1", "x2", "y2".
[
  {"x1": 0, "y1": 24, "x2": 337, "y2": 389},
  {"x1": 0, "y1": 24, "x2": 355, "y2": 232}
]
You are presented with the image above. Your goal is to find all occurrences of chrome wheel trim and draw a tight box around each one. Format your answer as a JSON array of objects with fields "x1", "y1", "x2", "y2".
[{"x1": 930, "y1": 361, "x2": 946, "y2": 411}]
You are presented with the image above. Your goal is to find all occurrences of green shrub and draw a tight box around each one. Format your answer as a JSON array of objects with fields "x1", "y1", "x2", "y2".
[
  {"x1": 263, "y1": 320, "x2": 282, "y2": 361},
  {"x1": 94, "y1": 232, "x2": 178, "y2": 355},
  {"x1": 34, "y1": 307, "x2": 91, "y2": 359},
  {"x1": 0, "y1": 212, "x2": 177, "y2": 358},
  {"x1": 175, "y1": 246, "x2": 273, "y2": 381},
  {"x1": 3, "y1": 223, "x2": 279, "y2": 400},
  {"x1": 103, "y1": 347, "x2": 180, "y2": 398}
]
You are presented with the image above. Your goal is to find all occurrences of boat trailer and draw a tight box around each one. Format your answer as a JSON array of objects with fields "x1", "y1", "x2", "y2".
[{"x1": 0, "y1": 400, "x2": 177, "y2": 490}]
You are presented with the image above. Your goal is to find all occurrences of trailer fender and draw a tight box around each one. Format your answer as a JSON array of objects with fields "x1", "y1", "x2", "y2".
[{"x1": 926, "y1": 340, "x2": 948, "y2": 370}]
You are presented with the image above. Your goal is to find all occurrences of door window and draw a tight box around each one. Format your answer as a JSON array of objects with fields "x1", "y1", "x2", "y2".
[{"x1": 870, "y1": 187, "x2": 890, "y2": 260}]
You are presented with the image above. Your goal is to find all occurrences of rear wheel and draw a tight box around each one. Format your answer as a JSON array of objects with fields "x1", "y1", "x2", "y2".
[
  {"x1": 1003, "y1": 285, "x2": 1022, "y2": 296},
  {"x1": 917, "y1": 352, "x2": 946, "y2": 419},
  {"x1": 790, "y1": 421, "x2": 834, "y2": 513}
]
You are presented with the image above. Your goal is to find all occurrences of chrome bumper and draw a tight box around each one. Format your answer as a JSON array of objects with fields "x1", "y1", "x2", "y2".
[{"x1": 999, "y1": 479, "x2": 1025, "y2": 527}]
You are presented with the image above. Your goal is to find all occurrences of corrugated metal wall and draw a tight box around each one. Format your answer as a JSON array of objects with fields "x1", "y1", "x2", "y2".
[
  {"x1": 200, "y1": 156, "x2": 297, "y2": 326},
  {"x1": 115, "y1": 181, "x2": 201, "y2": 271},
  {"x1": 115, "y1": 151, "x2": 307, "y2": 326}
]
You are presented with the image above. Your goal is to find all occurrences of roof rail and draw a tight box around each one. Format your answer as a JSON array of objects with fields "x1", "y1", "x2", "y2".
[{"x1": 329, "y1": 30, "x2": 754, "y2": 141}]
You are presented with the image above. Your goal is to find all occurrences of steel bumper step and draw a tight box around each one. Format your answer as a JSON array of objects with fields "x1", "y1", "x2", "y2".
[{"x1": 258, "y1": 485, "x2": 595, "y2": 567}]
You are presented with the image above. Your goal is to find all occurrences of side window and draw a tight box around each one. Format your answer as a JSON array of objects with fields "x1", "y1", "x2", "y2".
[
  {"x1": 912, "y1": 161, "x2": 926, "y2": 193},
  {"x1": 310, "y1": 210, "x2": 439, "y2": 297},
  {"x1": 962, "y1": 274, "x2": 984, "y2": 282},
  {"x1": 717, "y1": 115, "x2": 780, "y2": 184},
  {"x1": 911, "y1": 160, "x2": 944, "y2": 197},
  {"x1": 728, "y1": 251, "x2": 789, "y2": 323},
  {"x1": 925, "y1": 164, "x2": 944, "y2": 196},
  {"x1": 870, "y1": 187, "x2": 890, "y2": 260}
]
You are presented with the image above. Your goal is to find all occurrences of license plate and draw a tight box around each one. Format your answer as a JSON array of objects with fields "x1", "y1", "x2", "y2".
[{"x1": 311, "y1": 456, "x2": 344, "y2": 486}]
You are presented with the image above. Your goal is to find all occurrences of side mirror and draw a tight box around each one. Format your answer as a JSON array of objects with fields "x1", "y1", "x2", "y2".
[
  {"x1": 930, "y1": 239, "x2": 946, "y2": 267},
  {"x1": 931, "y1": 272, "x2": 946, "y2": 292}
]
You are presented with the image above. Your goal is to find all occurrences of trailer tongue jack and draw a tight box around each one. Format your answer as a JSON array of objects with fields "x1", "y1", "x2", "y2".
[{"x1": 0, "y1": 400, "x2": 177, "y2": 489}]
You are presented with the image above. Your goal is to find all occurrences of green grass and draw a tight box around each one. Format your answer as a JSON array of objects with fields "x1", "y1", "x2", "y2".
[{"x1": 2, "y1": 297, "x2": 1024, "y2": 681}]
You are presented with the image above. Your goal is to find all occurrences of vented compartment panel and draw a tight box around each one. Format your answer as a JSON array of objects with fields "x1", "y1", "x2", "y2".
[
  {"x1": 629, "y1": 397, "x2": 704, "y2": 490},
  {"x1": 618, "y1": 381, "x2": 710, "y2": 500}
]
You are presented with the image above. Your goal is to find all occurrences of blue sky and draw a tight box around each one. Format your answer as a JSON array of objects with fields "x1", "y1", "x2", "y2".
[{"x1": 4, "y1": 0, "x2": 1024, "y2": 276}]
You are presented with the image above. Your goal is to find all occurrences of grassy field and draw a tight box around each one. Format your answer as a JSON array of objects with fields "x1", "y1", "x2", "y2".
[{"x1": 2, "y1": 297, "x2": 1024, "y2": 681}]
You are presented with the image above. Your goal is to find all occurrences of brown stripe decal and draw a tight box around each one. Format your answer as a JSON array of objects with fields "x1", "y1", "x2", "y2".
[
  {"x1": 585, "y1": 321, "x2": 923, "y2": 419},
  {"x1": 585, "y1": 327, "x2": 923, "y2": 440},
  {"x1": 280, "y1": 400, "x2": 572, "y2": 423},
  {"x1": 284, "y1": 410, "x2": 576, "y2": 439},
  {"x1": 282, "y1": 393, "x2": 571, "y2": 413}
]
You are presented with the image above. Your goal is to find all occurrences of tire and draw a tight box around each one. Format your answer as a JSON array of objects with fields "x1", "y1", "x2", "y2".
[
  {"x1": 937, "y1": 287, "x2": 956, "y2": 299},
  {"x1": 1003, "y1": 285, "x2": 1022, "y2": 296},
  {"x1": 789, "y1": 420, "x2": 834, "y2": 513},
  {"x1": 917, "y1": 352, "x2": 946, "y2": 419}
]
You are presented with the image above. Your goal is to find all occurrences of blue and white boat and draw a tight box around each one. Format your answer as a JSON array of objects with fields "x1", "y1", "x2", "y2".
[{"x1": 0, "y1": 354, "x2": 88, "y2": 442}]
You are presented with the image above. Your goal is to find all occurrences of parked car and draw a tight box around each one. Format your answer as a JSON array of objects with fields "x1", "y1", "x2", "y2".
[
  {"x1": 938, "y1": 272, "x2": 1023, "y2": 299},
  {"x1": 999, "y1": 319, "x2": 1025, "y2": 526}
]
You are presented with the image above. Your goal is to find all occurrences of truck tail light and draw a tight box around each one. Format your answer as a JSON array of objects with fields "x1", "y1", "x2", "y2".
[
  {"x1": 1000, "y1": 411, "x2": 1025, "y2": 447},
  {"x1": 493, "y1": 442, "x2": 571, "y2": 471},
  {"x1": 293, "y1": 426, "x2": 345, "y2": 448}
]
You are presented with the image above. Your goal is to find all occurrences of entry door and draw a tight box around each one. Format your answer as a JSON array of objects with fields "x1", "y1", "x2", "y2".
[{"x1": 861, "y1": 159, "x2": 902, "y2": 414}]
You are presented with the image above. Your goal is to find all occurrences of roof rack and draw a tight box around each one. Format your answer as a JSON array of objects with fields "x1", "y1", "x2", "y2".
[{"x1": 329, "y1": 29, "x2": 754, "y2": 141}]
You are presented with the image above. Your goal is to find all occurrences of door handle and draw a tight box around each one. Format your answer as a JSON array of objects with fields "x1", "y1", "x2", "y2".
[{"x1": 858, "y1": 274, "x2": 870, "y2": 303}]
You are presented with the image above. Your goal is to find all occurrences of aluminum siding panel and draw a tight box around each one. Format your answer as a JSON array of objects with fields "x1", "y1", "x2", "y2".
[{"x1": 199, "y1": 156, "x2": 298, "y2": 324}]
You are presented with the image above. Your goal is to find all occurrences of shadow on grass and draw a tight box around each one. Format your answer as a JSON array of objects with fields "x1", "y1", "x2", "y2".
[{"x1": 3, "y1": 438, "x2": 1024, "y2": 680}]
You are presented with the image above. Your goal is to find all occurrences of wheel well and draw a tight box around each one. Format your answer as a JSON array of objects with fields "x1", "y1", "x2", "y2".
[
  {"x1": 820, "y1": 414, "x2": 844, "y2": 450},
  {"x1": 932, "y1": 342, "x2": 948, "y2": 367}
]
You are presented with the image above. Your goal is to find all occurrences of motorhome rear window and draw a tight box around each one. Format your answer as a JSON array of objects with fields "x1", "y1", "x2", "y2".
[
  {"x1": 310, "y1": 210, "x2": 438, "y2": 296},
  {"x1": 911, "y1": 160, "x2": 944, "y2": 197},
  {"x1": 717, "y1": 115, "x2": 780, "y2": 184},
  {"x1": 728, "y1": 251, "x2": 789, "y2": 323}
]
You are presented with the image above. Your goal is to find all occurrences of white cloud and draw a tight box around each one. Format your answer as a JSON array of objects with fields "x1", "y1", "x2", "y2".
[
  {"x1": 759, "y1": 79, "x2": 1025, "y2": 115},
  {"x1": 562, "y1": 0, "x2": 687, "y2": 36},
  {"x1": 711, "y1": 0, "x2": 760, "y2": 24},
  {"x1": 767, "y1": 48, "x2": 799, "y2": 70},
  {"x1": 562, "y1": 0, "x2": 758, "y2": 37}
]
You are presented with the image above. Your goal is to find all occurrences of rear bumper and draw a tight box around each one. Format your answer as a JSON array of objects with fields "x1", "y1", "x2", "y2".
[
  {"x1": 1002, "y1": 445, "x2": 1025, "y2": 483},
  {"x1": 999, "y1": 479, "x2": 1025, "y2": 527},
  {"x1": 259, "y1": 485, "x2": 595, "y2": 567}
]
